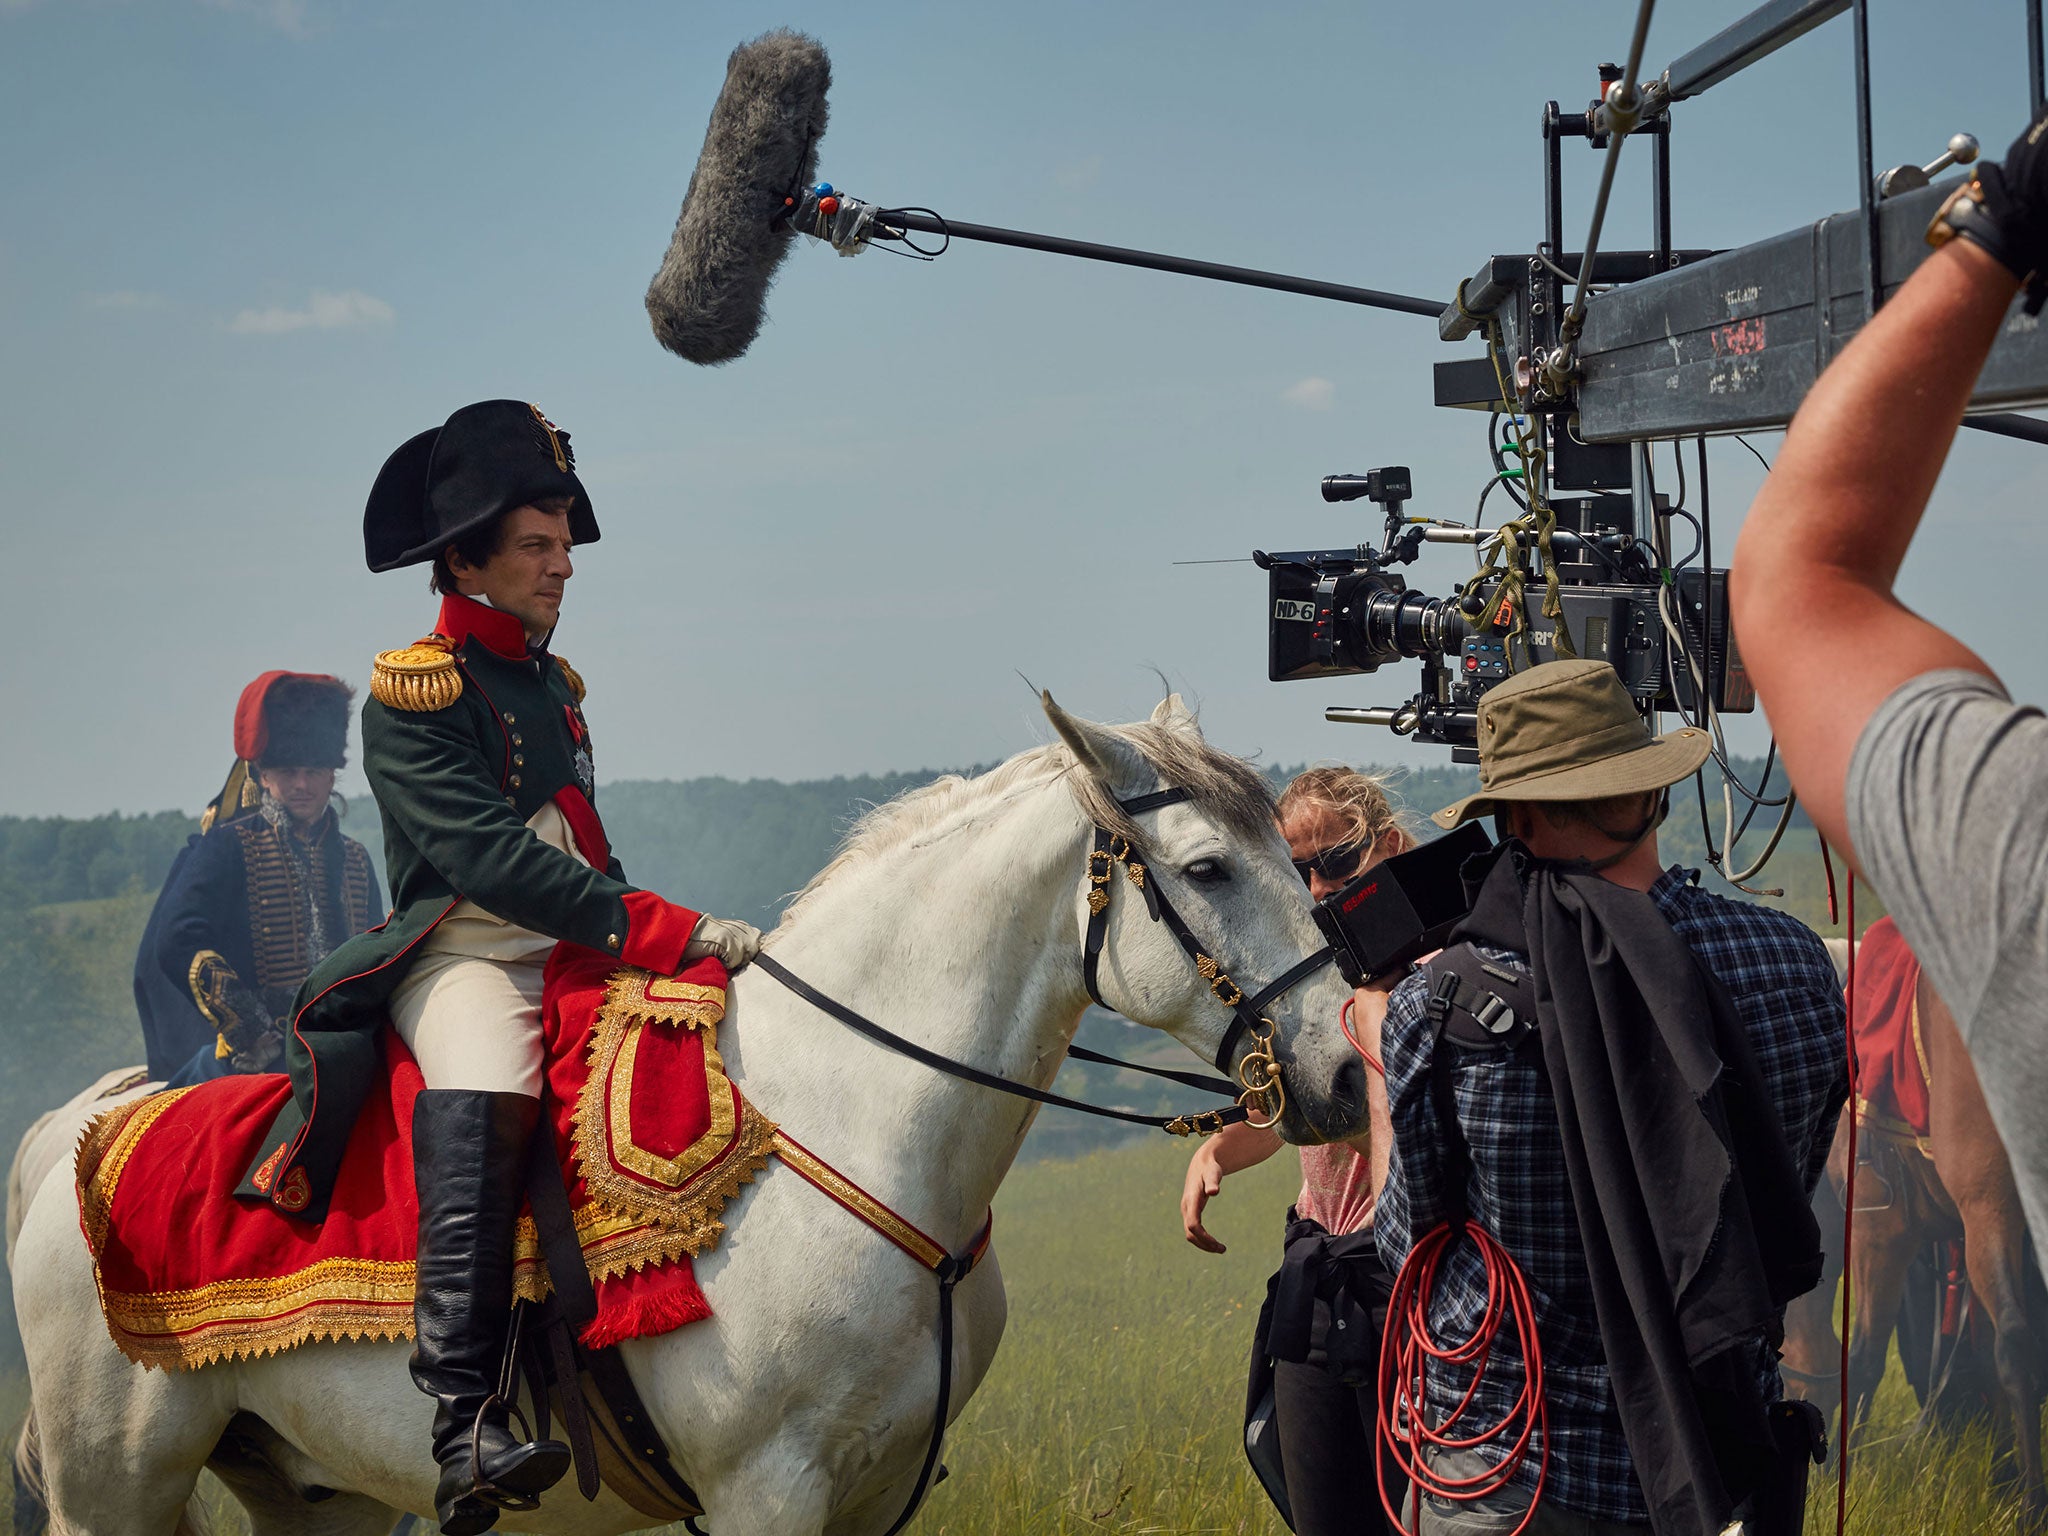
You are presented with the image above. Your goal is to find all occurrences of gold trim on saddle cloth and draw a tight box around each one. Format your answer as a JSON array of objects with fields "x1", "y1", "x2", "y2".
[
  {"x1": 570, "y1": 966, "x2": 778, "y2": 1248},
  {"x1": 1851, "y1": 995, "x2": 1938, "y2": 1160},
  {"x1": 83, "y1": 1172, "x2": 768, "y2": 1371},
  {"x1": 99, "y1": 1259, "x2": 419, "y2": 1370},
  {"x1": 78, "y1": 963, "x2": 779, "y2": 1371},
  {"x1": 78, "y1": 1087, "x2": 195, "y2": 1259},
  {"x1": 1911, "y1": 994, "x2": 1932, "y2": 1101}
]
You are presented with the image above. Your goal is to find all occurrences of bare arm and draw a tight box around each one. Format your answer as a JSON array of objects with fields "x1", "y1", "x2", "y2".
[
  {"x1": 1731, "y1": 239, "x2": 2012, "y2": 868},
  {"x1": 1354, "y1": 983, "x2": 1396, "y2": 1207},
  {"x1": 1180, "y1": 1119, "x2": 1284, "y2": 1255}
]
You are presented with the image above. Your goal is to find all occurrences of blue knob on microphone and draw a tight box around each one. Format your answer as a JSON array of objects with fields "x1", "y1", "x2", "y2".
[{"x1": 812, "y1": 182, "x2": 834, "y2": 196}]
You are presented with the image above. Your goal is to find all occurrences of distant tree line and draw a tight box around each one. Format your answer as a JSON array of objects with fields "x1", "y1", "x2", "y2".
[{"x1": 0, "y1": 811, "x2": 197, "y2": 912}]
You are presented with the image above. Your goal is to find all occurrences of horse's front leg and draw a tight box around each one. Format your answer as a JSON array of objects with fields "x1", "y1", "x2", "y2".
[
  {"x1": 700, "y1": 1459, "x2": 834, "y2": 1536},
  {"x1": 1840, "y1": 1159, "x2": 1915, "y2": 1433},
  {"x1": 1942, "y1": 1141, "x2": 2045, "y2": 1514}
]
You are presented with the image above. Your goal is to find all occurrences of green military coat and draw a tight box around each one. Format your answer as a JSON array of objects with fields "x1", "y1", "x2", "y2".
[{"x1": 239, "y1": 593, "x2": 699, "y2": 1218}]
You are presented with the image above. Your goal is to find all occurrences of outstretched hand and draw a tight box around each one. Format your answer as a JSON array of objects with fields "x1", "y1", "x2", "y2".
[{"x1": 1181, "y1": 1144, "x2": 1229, "y2": 1254}]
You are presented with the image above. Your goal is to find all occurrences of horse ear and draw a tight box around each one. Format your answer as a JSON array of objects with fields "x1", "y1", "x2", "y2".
[
  {"x1": 1043, "y1": 692, "x2": 1151, "y2": 792},
  {"x1": 1149, "y1": 693, "x2": 1201, "y2": 738}
]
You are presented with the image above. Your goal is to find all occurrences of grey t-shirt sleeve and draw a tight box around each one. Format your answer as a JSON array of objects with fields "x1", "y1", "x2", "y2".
[{"x1": 1846, "y1": 667, "x2": 2048, "y2": 1260}]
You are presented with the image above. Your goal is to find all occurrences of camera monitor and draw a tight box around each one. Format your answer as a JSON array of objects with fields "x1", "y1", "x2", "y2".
[{"x1": 1313, "y1": 821, "x2": 1494, "y2": 986}]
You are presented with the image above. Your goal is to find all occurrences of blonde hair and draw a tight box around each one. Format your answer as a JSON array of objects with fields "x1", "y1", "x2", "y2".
[{"x1": 1277, "y1": 766, "x2": 1416, "y2": 859}]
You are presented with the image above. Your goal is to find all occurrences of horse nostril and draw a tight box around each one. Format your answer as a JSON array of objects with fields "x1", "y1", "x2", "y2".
[{"x1": 1328, "y1": 1055, "x2": 1366, "y2": 1124}]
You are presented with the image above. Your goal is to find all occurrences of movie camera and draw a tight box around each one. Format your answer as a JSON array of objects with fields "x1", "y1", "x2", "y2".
[
  {"x1": 1254, "y1": 463, "x2": 1749, "y2": 760},
  {"x1": 650, "y1": 0, "x2": 2048, "y2": 869}
]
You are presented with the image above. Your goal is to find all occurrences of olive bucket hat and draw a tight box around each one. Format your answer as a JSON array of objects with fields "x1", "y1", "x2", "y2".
[{"x1": 1431, "y1": 659, "x2": 1712, "y2": 830}]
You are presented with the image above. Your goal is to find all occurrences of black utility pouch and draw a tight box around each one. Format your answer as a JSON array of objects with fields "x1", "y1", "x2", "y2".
[{"x1": 1733, "y1": 1398, "x2": 1827, "y2": 1536}]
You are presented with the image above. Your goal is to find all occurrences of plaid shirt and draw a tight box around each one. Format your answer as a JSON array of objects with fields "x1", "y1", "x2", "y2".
[{"x1": 1374, "y1": 866, "x2": 1847, "y2": 1525}]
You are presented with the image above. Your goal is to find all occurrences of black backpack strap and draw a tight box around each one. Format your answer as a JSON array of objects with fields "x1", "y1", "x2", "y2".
[{"x1": 1420, "y1": 944, "x2": 1541, "y2": 1226}]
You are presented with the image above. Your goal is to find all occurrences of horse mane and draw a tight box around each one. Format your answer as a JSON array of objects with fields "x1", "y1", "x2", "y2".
[{"x1": 772, "y1": 717, "x2": 1276, "y2": 933}]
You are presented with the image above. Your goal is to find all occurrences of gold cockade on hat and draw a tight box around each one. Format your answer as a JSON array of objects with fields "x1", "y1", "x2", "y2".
[{"x1": 371, "y1": 635, "x2": 463, "y2": 712}]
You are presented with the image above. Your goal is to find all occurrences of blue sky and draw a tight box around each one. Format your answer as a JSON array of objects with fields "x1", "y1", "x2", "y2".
[{"x1": 5, "y1": 0, "x2": 2045, "y2": 816}]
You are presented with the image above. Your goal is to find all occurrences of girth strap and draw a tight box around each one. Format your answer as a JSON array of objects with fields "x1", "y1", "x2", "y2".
[{"x1": 769, "y1": 1131, "x2": 992, "y2": 1536}]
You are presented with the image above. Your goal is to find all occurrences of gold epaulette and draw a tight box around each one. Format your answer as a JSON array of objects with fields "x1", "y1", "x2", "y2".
[
  {"x1": 556, "y1": 654, "x2": 586, "y2": 703},
  {"x1": 371, "y1": 635, "x2": 462, "y2": 712}
]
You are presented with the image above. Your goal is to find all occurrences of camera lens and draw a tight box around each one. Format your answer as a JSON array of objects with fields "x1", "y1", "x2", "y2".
[{"x1": 1357, "y1": 588, "x2": 1466, "y2": 665}]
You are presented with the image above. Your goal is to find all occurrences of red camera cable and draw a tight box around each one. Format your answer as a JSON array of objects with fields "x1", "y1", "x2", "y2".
[
  {"x1": 1342, "y1": 996, "x2": 1387, "y2": 1077},
  {"x1": 1377, "y1": 1219, "x2": 1549, "y2": 1535},
  {"x1": 1835, "y1": 871, "x2": 1860, "y2": 1536}
]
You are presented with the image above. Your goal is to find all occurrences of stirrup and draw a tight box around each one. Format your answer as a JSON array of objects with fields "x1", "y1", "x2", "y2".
[{"x1": 467, "y1": 1394, "x2": 544, "y2": 1513}]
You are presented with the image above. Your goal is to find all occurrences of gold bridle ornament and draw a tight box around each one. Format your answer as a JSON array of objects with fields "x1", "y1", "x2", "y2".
[{"x1": 1091, "y1": 838, "x2": 1287, "y2": 1134}]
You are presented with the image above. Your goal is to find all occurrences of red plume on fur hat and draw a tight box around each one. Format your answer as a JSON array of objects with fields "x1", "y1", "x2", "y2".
[{"x1": 234, "y1": 673, "x2": 354, "y2": 768}]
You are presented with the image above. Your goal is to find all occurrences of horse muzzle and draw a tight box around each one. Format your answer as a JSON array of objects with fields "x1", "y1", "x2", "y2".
[{"x1": 1235, "y1": 1027, "x2": 1369, "y2": 1146}]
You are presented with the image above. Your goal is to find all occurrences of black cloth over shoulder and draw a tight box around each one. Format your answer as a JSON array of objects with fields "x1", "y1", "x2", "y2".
[{"x1": 1451, "y1": 842, "x2": 1823, "y2": 1536}]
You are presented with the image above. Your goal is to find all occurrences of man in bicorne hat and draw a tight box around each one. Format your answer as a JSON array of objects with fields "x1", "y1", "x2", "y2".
[
  {"x1": 136, "y1": 672, "x2": 383, "y2": 1084},
  {"x1": 237, "y1": 400, "x2": 761, "y2": 1534}
]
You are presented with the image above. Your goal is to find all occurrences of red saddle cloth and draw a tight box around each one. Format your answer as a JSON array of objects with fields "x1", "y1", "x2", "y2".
[
  {"x1": 79, "y1": 949, "x2": 778, "y2": 1371},
  {"x1": 1850, "y1": 916, "x2": 1931, "y2": 1145}
]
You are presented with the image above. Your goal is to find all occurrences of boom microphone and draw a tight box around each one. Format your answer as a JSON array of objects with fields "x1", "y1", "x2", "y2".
[{"x1": 645, "y1": 30, "x2": 831, "y2": 366}]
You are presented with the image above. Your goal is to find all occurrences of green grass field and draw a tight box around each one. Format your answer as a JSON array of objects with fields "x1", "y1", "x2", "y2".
[
  {"x1": 863, "y1": 1137, "x2": 2032, "y2": 1536},
  {"x1": 8, "y1": 1132, "x2": 2033, "y2": 1534}
]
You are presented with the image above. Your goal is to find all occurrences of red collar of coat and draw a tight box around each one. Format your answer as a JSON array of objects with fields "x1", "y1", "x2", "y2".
[{"x1": 435, "y1": 593, "x2": 535, "y2": 661}]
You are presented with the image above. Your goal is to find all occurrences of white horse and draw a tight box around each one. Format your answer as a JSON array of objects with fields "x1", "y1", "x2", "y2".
[{"x1": 11, "y1": 694, "x2": 1367, "y2": 1536}]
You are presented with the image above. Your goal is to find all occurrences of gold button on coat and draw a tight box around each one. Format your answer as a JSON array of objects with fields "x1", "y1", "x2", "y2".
[
  {"x1": 509, "y1": 775, "x2": 521, "y2": 788},
  {"x1": 606, "y1": 933, "x2": 620, "y2": 950}
]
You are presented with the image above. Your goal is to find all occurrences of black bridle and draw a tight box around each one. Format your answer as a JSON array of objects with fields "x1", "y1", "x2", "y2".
[
  {"x1": 1082, "y1": 786, "x2": 1341, "y2": 1079},
  {"x1": 752, "y1": 782, "x2": 1342, "y2": 1138}
]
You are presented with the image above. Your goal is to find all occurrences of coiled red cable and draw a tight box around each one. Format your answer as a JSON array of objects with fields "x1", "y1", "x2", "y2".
[{"x1": 1377, "y1": 1219, "x2": 1549, "y2": 1535}]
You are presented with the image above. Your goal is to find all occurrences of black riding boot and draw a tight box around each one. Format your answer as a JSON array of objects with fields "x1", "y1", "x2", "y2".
[{"x1": 411, "y1": 1090, "x2": 571, "y2": 1535}]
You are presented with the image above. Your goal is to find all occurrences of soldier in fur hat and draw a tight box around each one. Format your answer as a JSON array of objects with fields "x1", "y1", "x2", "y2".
[
  {"x1": 235, "y1": 400, "x2": 761, "y2": 1534},
  {"x1": 136, "y1": 672, "x2": 383, "y2": 1085}
]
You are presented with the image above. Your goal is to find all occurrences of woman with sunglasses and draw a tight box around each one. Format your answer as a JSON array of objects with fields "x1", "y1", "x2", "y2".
[{"x1": 1181, "y1": 766, "x2": 1413, "y2": 1536}]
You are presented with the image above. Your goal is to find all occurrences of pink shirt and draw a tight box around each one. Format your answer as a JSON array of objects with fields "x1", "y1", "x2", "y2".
[{"x1": 1296, "y1": 1141, "x2": 1375, "y2": 1235}]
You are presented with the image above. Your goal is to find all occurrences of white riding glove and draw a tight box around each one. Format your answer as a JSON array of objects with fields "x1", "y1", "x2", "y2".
[{"x1": 682, "y1": 915, "x2": 764, "y2": 971}]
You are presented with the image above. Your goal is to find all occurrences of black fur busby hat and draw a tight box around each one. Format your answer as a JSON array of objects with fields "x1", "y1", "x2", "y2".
[
  {"x1": 237, "y1": 673, "x2": 353, "y2": 770},
  {"x1": 363, "y1": 400, "x2": 599, "y2": 573}
]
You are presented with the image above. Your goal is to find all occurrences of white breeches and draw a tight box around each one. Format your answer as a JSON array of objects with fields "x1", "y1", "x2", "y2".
[{"x1": 387, "y1": 952, "x2": 546, "y2": 1099}]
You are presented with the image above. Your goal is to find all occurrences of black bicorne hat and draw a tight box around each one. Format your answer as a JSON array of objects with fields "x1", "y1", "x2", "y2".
[{"x1": 363, "y1": 400, "x2": 600, "y2": 572}]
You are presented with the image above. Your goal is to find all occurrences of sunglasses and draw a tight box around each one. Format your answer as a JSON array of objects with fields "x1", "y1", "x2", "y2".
[{"x1": 1293, "y1": 838, "x2": 1372, "y2": 887}]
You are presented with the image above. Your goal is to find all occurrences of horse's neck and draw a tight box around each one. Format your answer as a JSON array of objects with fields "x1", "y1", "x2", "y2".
[{"x1": 727, "y1": 786, "x2": 1092, "y2": 1246}]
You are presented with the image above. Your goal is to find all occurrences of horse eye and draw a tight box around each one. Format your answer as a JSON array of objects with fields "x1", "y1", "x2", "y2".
[{"x1": 1184, "y1": 858, "x2": 1230, "y2": 885}]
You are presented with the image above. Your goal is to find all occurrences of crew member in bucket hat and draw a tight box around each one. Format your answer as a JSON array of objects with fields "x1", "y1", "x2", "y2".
[
  {"x1": 1426, "y1": 657, "x2": 1711, "y2": 840},
  {"x1": 1369, "y1": 660, "x2": 1847, "y2": 1535},
  {"x1": 236, "y1": 400, "x2": 764, "y2": 1533}
]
